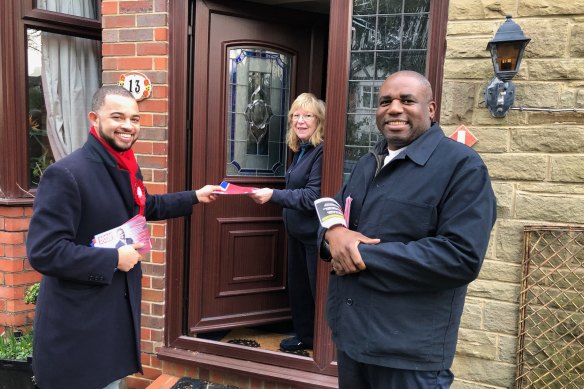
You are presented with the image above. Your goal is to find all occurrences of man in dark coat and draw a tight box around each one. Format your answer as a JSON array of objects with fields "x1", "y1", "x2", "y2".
[
  {"x1": 26, "y1": 85, "x2": 221, "y2": 389},
  {"x1": 319, "y1": 71, "x2": 497, "y2": 388}
]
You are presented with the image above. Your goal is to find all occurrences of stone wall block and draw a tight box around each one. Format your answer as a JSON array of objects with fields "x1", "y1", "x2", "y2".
[
  {"x1": 513, "y1": 83, "x2": 562, "y2": 108},
  {"x1": 447, "y1": 21, "x2": 496, "y2": 36},
  {"x1": 521, "y1": 19, "x2": 569, "y2": 59},
  {"x1": 518, "y1": 0, "x2": 584, "y2": 17},
  {"x1": 484, "y1": 301, "x2": 519, "y2": 334},
  {"x1": 525, "y1": 111, "x2": 584, "y2": 125},
  {"x1": 478, "y1": 259, "x2": 522, "y2": 283},
  {"x1": 492, "y1": 182, "x2": 514, "y2": 218},
  {"x1": 440, "y1": 81, "x2": 478, "y2": 124},
  {"x1": 452, "y1": 356, "x2": 516, "y2": 387},
  {"x1": 443, "y1": 59, "x2": 492, "y2": 80},
  {"x1": 463, "y1": 127, "x2": 508, "y2": 153},
  {"x1": 449, "y1": 0, "x2": 516, "y2": 20},
  {"x1": 460, "y1": 298, "x2": 484, "y2": 330},
  {"x1": 498, "y1": 334, "x2": 518, "y2": 364},
  {"x1": 515, "y1": 192, "x2": 584, "y2": 223},
  {"x1": 482, "y1": 154, "x2": 547, "y2": 181},
  {"x1": 468, "y1": 279, "x2": 520, "y2": 303},
  {"x1": 518, "y1": 182, "x2": 584, "y2": 195},
  {"x1": 571, "y1": 23, "x2": 584, "y2": 57},
  {"x1": 446, "y1": 37, "x2": 492, "y2": 58},
  {"x1": 510, "y1": 127, "x2": 584, "y2": 153},
  {"x1": 494, "y1": 220, "x2": 526, "y2": 263},
  {"x1": 551, "y1": 156, "x2": 584, "y2": 182},
  {"x1": 528, "y1": 59, "x2": 584, "y2": 80},
  {"x1": 472, "y1": 108, "x2": 528, "y2": 125},
  {"x1": 456, "y1": 328, "x2": 498, "y2": 360}
]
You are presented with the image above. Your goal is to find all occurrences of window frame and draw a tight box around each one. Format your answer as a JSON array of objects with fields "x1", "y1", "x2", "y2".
[{"x1": 0, "y1": 0, "x2": 101, "y2": 202}]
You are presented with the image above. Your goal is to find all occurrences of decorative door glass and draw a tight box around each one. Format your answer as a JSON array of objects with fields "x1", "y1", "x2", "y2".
[
  {"x1": 226, "y1": 48, "x2": 291, "y2": 177},
  {"x1": 345, "y1": 0, "x2": 430, "y2": 180}
]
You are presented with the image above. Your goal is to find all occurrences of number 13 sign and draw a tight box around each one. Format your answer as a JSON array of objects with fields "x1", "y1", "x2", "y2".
[{"x1": 118, "y1": 72, "x2": 152, "y2": 101}]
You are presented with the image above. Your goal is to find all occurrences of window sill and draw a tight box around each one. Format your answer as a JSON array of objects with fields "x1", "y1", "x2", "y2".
[{"x1": 157, "y1": 347, "x2": 338, "y2": 389}]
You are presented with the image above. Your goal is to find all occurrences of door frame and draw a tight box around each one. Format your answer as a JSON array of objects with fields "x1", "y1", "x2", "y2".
[
  {"x1": 163, "y1": 0, "x2": 338, "y2": 380},
  {"x1": 163, "y1": 0, "x2": 448, "y2": 383}
]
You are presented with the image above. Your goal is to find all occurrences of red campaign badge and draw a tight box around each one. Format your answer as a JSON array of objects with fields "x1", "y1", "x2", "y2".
[{"x1": 449, "y1": 125, "x2": 478, "y2": 147}]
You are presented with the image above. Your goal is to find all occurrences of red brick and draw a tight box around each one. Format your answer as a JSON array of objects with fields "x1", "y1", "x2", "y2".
[
  {"x1": 133, "y1": 141, "x2": 154, "y2": 154},
  {"x1": 4, "y1": 218, "x2": 30, "y2": 231},
  {"x1": 0, "y1": 245, "x2": 5, "y2": 257},
  {"x1": 6, "y1": 299, "x2": 34, "y2": 313},
  {"x1": 137, "y1": 14, "x2": 167, "y2": 28},
  {"x1": 141, "y1": 327, "x2": 151, "y2": 340},
  {"x1": 120, "y1": 1, "x2": 153, "y2": 14},
  {"x1": 0, "y1": 217, "x2": 4, "y2": 229},
  {"x1": 0, "y1": 313, "x2": 29, "y2": 326},
  {"x1": 138, "y1": 99, "x2": 168, "y2": 113},
  {"x1": 0, "y1": 232, "x2": 24, "y2": 245},
  {"x1": 4, "y1": 245, "x2": 27, "y2": 258},
  {"x1": 103, "y1": 43, "x2": 136, "y2": 56},
  {"x1": 154, "y1": 27, "x2": 168, "y2": 42},
  {"x1": 137, "y1": 155, "x2": 166, "y2": 169},
  {"x1": 142, "y1": 289, "x2": 163, "y2": 302},
  {"x1": 0, "y1": 259, "x2": 24, "y2": 272},
  {"x1": 137, "y1": 42, "x2": 168, "y2": 55},
  {"x1": 120, "y1": 57, "x2": 153, "y2": 70},
  {"x1": 152, "y1": 113, "x2": 167, "y2": 127},
  {"x1": 0, "y1": 286, "x2": 25, "y2": 299},
  {"x1": 0, "y1": 207, "x2": 25, "y2": 217},
  {"x1": 142, "y1": 366, "x2": 162, "y2": 380},
  {"x1": 102, "y1": 57, "x2": 119, "y2": 71},
  {"x1": 126, "y1": 376, "x2": 150, "y2": 389},
  {"x1": 5, "y1": 272, "x2": 41, "y2": 286},
  {"x1": 151, "y1": 85, "x2": 168, "y2": 99},
  {"x1": 101, "y1": 1, "x2": 119, "y2": 15},
  {"x1": 120, "y1": 28, "x2": 154, "y2": 42},
  {"x1": 151, "y1": 224, "x2": 165, "y2": 237},
  {"x1": 24, "y1": 208, "x2": 33, "y2": 217},
  {"x1": 103, "y1": 14, "x2": 136, "y2": 28},
  {"x1": 139, "y1": 113, "x2": 154, "y2": 127}
]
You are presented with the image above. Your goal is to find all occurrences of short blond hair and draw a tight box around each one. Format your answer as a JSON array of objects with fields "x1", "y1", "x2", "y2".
[{"x1": 286, "y1": 93, "x2": 325, "y2": 152}]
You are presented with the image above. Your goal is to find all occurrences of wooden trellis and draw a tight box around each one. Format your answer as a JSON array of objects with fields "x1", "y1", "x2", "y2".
[{"x1": 516, "y1": 226, "x2": 584, "y2": 389}]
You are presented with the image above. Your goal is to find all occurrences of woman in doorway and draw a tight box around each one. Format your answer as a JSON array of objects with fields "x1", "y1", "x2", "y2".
[{"x1": 248, "y1": 93, "x2": 325, "y2": 352}]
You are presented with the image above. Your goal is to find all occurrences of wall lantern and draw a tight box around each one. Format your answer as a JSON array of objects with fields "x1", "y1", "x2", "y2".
[{"x1": 485, "y1": 15, "x2": 530, "y2": 117}]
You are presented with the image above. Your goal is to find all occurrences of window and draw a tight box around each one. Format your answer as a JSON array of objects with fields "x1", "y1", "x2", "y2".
[{"x1": 0, "y1": 0, "x2": 101, "y2": 199}]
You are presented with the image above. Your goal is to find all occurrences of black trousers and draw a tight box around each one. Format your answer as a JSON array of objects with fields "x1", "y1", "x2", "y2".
[
  {"x1": 337, "y1": 350, "x2": 454, "y2": 389},
  {"x1": 287, "y1": 234, "x2": 317, "y2": 346}
]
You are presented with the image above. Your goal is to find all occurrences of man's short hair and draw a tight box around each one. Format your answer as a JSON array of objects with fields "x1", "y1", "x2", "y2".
[{"x1": 91, "y1": 85, "x2": 135, "y2": 112}]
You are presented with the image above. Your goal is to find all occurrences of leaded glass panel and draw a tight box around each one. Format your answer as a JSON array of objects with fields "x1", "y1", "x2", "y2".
[
  {"x1": 345, "y1": 0, "x2": 430, "y2": 180},
  {"x1": 226, "y1": 48, "x2": 290, "y2": 177}
]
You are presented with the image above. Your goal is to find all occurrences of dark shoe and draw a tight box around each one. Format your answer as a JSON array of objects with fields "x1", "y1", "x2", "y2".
[{"x1": 279, "y1": 336, "x2": 311, "y2": 351}]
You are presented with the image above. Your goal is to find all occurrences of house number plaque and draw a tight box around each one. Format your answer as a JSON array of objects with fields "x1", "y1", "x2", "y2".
[{"x1": 118, "y1": 72, "x2": 152, "y2": 101}]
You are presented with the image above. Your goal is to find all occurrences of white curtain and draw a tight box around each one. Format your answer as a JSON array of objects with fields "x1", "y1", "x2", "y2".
[{"x1": 40, "y1": 0, "x2": 100, "y2": 160}]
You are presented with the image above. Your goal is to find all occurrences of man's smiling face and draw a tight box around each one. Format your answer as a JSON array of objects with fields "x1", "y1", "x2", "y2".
[
  {"x1": 375, "y1": 72, "x2": 436, "y2": 150},
  {"x1": 89, "y1": 94, "x2": 141, "y2": 152}
]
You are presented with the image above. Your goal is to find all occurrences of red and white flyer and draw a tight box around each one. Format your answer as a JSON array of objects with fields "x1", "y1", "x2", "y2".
[
  {"x1": 93, "y1": 214, "x2": 152, "y2": 254},
  {"x1": 212, "y1": 180, "x2": 257, "y2": 195}
]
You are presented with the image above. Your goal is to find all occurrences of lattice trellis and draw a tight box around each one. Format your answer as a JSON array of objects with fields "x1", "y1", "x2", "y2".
[{"x1": 516, "y1": 226, "x2": 584, "y2": 389}]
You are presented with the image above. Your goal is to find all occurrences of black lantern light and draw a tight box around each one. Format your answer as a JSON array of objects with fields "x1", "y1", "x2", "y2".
[{"x1": 484, "y1": 15, "x2": 531, "y2": 117}]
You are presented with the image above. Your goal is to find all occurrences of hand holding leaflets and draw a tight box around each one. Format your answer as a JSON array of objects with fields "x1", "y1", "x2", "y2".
[
  {"x1": 314, "y1": 197, "x2": 351, "y2": 229},
  {"x1": 93, "y1": 215, "x2": 152, "y2": 255}
]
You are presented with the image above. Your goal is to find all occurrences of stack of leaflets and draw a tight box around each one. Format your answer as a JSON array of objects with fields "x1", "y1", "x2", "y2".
[
  {"x1": 314, "y1": 197, "x2": 350, "y2": 229},
  {"x1": 93, "y1": 214, "x2": 152, "y2": 254}
]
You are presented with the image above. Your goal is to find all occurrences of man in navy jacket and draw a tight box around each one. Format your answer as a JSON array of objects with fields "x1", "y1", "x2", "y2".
[
  {"x1": 26, "y1": 85, "x2": 220, "y2": 389},
  {"x1": 320, "y1": 71, "x2": 497, "y2": 388}
]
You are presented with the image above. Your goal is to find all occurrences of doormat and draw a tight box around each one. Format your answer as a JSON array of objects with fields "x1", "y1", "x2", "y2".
[{"x1": 170, "y1": 377, "x2": 239, "y2": 389}]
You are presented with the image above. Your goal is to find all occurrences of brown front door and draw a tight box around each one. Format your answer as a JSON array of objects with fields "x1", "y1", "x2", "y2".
[{"x1": 188, "y1": 0, "x2": 326, "y2": 334}]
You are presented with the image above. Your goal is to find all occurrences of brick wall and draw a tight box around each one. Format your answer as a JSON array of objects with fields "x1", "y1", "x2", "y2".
[
  {"x1": 0, "y1": 206, "x2": 39, "y2": 331},
  {"x1": 101, "y1": 1, "x2": 170, "y2": 388},
  {"x1": 442, "y1": 1, "x2": 584, "y2": 388}
]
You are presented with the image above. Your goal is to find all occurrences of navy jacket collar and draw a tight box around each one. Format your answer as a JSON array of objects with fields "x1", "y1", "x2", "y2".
[{"x1": 371, "y1": 123, "x2": 444, "y2": 167}]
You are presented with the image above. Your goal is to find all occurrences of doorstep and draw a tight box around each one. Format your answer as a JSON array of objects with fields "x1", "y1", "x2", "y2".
[{"x1": 145, "y1": 374, "x2": 179, "y2": 389}]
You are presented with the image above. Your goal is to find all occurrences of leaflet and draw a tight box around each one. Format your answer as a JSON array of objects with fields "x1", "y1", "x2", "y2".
[
  {"x1": 212, "y1": 180, "x2": 257, "y2": 195},
  {"x1": 314, "y1": 197, "x2": 348, "y2": 229},
  {"x1": 93, "y1": 214, "x2": 152, "y2": 254}
]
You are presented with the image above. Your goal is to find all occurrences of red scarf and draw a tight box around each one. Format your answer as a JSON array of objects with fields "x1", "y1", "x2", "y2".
[{"x1": 90, "y1": 127, "x2": 146, "y2": 215}]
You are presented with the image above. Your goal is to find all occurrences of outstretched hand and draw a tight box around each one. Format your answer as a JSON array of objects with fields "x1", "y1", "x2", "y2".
[
  {"x1": 247, "y1": 188, "x2": 273, "y2": 204},
  {"x1": 195, "y1": 185, "x2": 222, "y2": 203},
  {"x1": 325, "y1": 226, "x2": 380, "y2": 276}
]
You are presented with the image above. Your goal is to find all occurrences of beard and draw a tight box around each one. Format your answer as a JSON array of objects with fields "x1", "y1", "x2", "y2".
[{"x1": 97, "y1": 124, "x2": 135, "y2": 152}]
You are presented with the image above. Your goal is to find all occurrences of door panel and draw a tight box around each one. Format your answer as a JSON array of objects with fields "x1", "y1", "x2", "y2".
[{"x1": 188, "y1": 0, "x2": 325, "y2": 333}]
